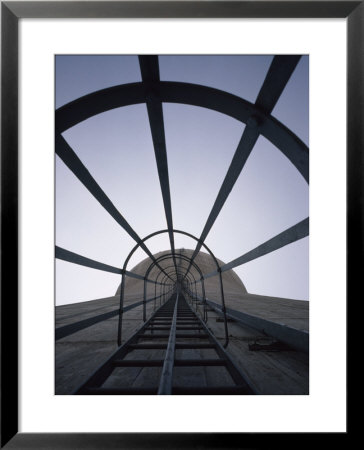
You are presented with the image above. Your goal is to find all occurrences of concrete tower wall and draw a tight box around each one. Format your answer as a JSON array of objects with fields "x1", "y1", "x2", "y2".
[{"x1": 55, "y1": 249, "x2": 308, "y2": 394}]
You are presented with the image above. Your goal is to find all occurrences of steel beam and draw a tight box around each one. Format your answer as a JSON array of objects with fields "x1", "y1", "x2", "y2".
[
  {"x1": 186, "y1": 55, "x2": 303, "y2": 271},
  {"x1": 56, "y1": 81, "x2": 309, "y2": 183},
  {"x1": 118, "y1": 228, "x2": 230, "y2": 346},
  {"x1": 203, "y1": 217, "x2": 309, "y2": 279},
  {"x1": 55, "y1": 246, "x2": 162, "y2": 283},
  {"x1": 139, "y1": 55, "x2": 177, "y2": 274},
  {"x1": 55, "y1": 135, "x2": 157, "y2": 262},
  {"x1": 158, "y1": 293, "x2": 179, "y2": 395}
]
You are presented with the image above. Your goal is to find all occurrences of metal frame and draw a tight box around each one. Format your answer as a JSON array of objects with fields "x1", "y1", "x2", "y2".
[
  {"x1": 157, "y1": 292, "x2": 179, "y2": 395},
  {"x1": 143, "y1": 252, "x2": 207, "y2": 320},
  {"x1": 55, "y1": 245, "x2": 163, "y2": 284},
  {"x1": 54, "y1": 53, "x2": 310, "y2": 349},
  {"x1": 1, "y1": 0, "x2": 357, "y2": 446},
  {"x1": 74, "y1": 292, "x2": 257, "y2": 396},
  {"x1": 138, "y1": 55, "x2": 177, "y2": 275},
  {"x1": 117, "y1": 228, "x2": 230, "y2": 346}
]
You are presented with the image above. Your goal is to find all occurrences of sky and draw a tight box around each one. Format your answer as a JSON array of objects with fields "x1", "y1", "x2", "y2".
[{"x1": 55, "y1": 55, "x2": 309, "y2": 306}]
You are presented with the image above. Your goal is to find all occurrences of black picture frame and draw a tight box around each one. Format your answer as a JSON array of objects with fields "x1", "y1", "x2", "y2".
[{"x1": 1, "y1": 1, "x2": 356, "y2": 448}]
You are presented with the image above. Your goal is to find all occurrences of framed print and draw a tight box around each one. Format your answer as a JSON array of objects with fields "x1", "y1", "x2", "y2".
[{"x1": 1, "y1": 1, "x2": 357, "y2": 448}]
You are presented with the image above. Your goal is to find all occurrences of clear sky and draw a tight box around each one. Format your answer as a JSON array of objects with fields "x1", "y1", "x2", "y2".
[{"x1": 56, "y1": 55, "x2": 309, "y2": 306}]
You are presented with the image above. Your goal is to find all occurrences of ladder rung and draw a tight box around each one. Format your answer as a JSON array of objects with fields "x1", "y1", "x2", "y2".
[
  {"x1": 176, "y1": 320, "x2": 199, "y2": 323},
  {"x1": 174, "y1": 359, "x2": 226, "y2": 367},
  {"x1": 128, "y1": 342, "x2": 215, "y2": 350},
  {"x1": 80, "y1": 387, "x2": 157, "y2": 395},
  {"x1": 172, "y1": 385, "x2": 251, "y2": 395},
  {"x1": 176, "y1": 327, "x2": 203, "y2": 330},
  {"x1": 146, "y1": 326, "x2": 203, "y2": 331},
  {"x1": 128, "y1": 343, "x2": 167, "y2": 349},
  {"x1": 80, "y1": 385, "x2": 250, "y2": 395},
  {"x1": 151, "y1": 319, "x2": 172, "y2": 322},
  {"x1": 152, "y1": 320, "x2": 198, "y2": 323},
  {"x1": 138, "y1": 334, "x2": 170, "y2": 339},
  {"x1": 74, "y1": 294, "x2": 256, "y2": 396},
  {"x1": 146, "y1": 327, "x2": 171, "y2": 331},
  {"x1": 138, "y1": 333, "x2": 208, "y2": 339},
  {"x1": 112, "y1": 358, "x2": 226, "y2": 368},
  {"x1": 175, "y1": 343, "x2": 215, "y2": 349},
  {"x1": 113, "y1": 359, "x2": 164, "y2": 367},
  {"x1": 176, "y1": 333, "x2": 208, "y2": 338}
]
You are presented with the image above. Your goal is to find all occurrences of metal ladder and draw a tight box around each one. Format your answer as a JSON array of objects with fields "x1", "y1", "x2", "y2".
[{"x1": 74, "y1": 293, "x2": 256, "y2": 394}]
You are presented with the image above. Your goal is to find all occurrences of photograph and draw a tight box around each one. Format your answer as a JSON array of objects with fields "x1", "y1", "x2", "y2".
[
  {"x1": 55, "y1": 54, "x2": 309, "y2": 395},
  {"x1": 2, "y1": 0, "x2": 355, "y2": 444}
]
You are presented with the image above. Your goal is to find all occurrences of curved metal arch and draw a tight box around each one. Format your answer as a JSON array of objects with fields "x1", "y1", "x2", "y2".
[
  {"x1": 153, "y1": 263, "x2": 196, "y2": 286},
  {"x1": 154, "y1": 264, "x2": 178, "y2": 289},
  {"x1": 145, "y1": 252, "x2": 206, "y2": 283},
  {"x1": 133, "y1": 250, "x2": 202, "y2": 322},
  {"x1": 56, "y1": 81, "x2": 308, "y2": 183},
  {"x1": 159, "y1": 272, "x2": 177, "y2": 300},
  {"x1": 153, "y1": 267, "x2": 182, "y2": 311},
  {"x1": 121, "y1": 228, "x2": 222, "y2": 275},
  {"x1": 157, "y1": 270, "x2": 192, "y2": 308},
  {"x1": 154, "y1": 266, "x2": 186, "y2": 294},
  {"x1": 117, "y1": 228, "x2": 229, "y2": 346},
  {"x1": 157, "y1": 266, "x2": 196, "y2": 291},
  {"x1": 157, "y1": 265, "x2": 198, "y2": 301},
  {"x1": 159, "y1": 270, "x2": 196, "y2": 293},
  {"x1": 144, "y1": 252, "x2": 207, "y2": 320},
  {"x1": 153, "y1": 263, "x2": 193, "y2": 310},
  {"x1": 157, "y1": 270, "x2": 201, "y2": 321}
]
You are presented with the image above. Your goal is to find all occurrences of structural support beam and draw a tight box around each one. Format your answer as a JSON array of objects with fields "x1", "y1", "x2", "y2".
[
  {"x1": 139, "y1": 55, "x2": 177, "y2": 275},
  {"x1": 186, "y1": 56, "x2": 302, "y2": 276},
  {"x1": 56, "y1": 135, "x2": 146, "y2": 252},
  {"x1": 255, "y1": 55, "x2": 302, "y2": 113},
  {"x1": 158, "y1": 294, "x2": 179, "y2": 395},
  {"x1": 194, "y1": 124, "x2": 260, "y2": 254},
  {"x1": 55, "y1": 135, "x2": 172, "y2": 281},
  {"x1": 118, "y1": 227, "x2": 230, "y2": 345},
  {"x1": 56, "y1": 246, "x2": 122, "y2": 275},
  {"x1": 55, "y1": 246, "x2": 162, "y2": 283},
  {"x1": 56, "y1": 82, "x2": 308, "y2": 183},
  {"x1": 203, "y1": 218, "x2": 309, "y2": 279}
]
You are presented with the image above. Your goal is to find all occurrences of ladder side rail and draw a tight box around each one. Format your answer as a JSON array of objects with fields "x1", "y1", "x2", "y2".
[
  {"x1": 157, "y1": 293, "x2": 179, "y2": 395},
  {"x1": 183, "y1": 296, "x2": 258, "y2": 395},
  {"x1": 73, "y1": 295, "x2": 176, "y2": 394}
]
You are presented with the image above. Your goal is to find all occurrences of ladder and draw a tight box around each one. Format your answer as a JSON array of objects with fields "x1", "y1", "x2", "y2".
[{"x1": 74, "y1": 293, "x2": 256, "y2": 394}]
